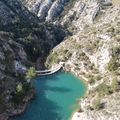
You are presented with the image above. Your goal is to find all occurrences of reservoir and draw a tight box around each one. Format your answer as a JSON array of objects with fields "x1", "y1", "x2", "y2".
[{"x1": 12, "y1": 71, "x2": 86, "y2": 120}]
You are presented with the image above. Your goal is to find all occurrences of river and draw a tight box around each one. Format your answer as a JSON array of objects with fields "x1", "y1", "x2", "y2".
[{"x1": 11, "y1": 71, "x2": 86, "y2": 120}]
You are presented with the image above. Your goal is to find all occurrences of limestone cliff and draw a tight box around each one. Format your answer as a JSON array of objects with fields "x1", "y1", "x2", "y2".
[
  {"x1": 0, "y1": 0, "x2": 120, "y2": 120},
  {"x1": 21, "y1": 0, "x2": 69, "y2": 21},
  {"x1": 46, "y1": 1, "x2": 120, "y2": 120}
]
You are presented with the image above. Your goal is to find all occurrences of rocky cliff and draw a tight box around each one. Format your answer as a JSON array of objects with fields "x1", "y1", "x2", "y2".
[
  {"x1": 45, "y1": 0, "x2": 120, "y2": 120},
  {"x1": 21, "y1": 0, "x2": 70, "y2": 21},
  {"x1": 0, "y1": 0, "x2": 67, "y2": 119},
  {"x1": 0, "y1": 0, "x2": 120, "y2": 120},
  {"x1": 0, "y1": 0, "x2": 68, "y2": 63}
]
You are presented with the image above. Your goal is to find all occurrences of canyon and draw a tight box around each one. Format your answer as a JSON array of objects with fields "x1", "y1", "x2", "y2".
[{"x1": 0, "y1": 0, "x2": 120, "y2": 120}]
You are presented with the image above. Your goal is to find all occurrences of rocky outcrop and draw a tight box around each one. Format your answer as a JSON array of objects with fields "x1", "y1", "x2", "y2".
[
  {"x1": 60, "y1": 0, "x2": 113, "y2": 30},
  {"x1": 21, "y1": 0, "x2": 68, "y2": 21},
  {"x1": 21, "y1": 0, "x2": 112, "y2": 27},
  {"x1": 0, "y1": 0, "x2": 39, "y2": 25},
  {"x1": 0, "y1": 0, "x2": 120, "y2": 120},
  {"x1": 46, "y1": 3, "x2": 120, "y2": 120},
  {"x1": 0, "y1": 31, "x2": 28, "y2": 118},
  {"x1": 72, "y1": 92, "x2": 120, "y2": 120}
]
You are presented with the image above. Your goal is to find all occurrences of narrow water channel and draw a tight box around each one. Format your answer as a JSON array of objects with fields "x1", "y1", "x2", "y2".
[{"x1": 11, "y1": 71, "x2": 86, "y2": 120}]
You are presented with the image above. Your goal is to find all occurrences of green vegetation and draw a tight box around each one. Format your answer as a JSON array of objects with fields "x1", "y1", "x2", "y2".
[
  {"x1": 88, "y1": 74, "x2": 101, "y2": 84},
  {"x1": 107, "y1": 46, "x2": 120, "y2": 72},
  {"x1": 26, "y1": 67, "x2": 37, "y2": 80},
  {"x1": 16, "y1": 84, "x2": 23, "y2": 93},
  {"x1": 115, "y1": 35, "x2": 120, "y2": 42},
  {"x1": 60, "y1": 49, "x2": 72, "y2": 61},
  {"x1": 0, "y1": 19, "x2": 67, "y2": 62},
  {"x1": 95, "y1": 83, "x2": 111, "y2": 97},
  {"x1": 93, "y1": 78, "x2": 119, "y2": 99},
  {"x1": 46, "y1": 51, "x2": 60, "y2": 68},
  {"x1": 12, "y1": 84, "x2": 24, "y2": 105},
  {"x1": 12, "y1": 82, "x2": 31, "y2": 105},
  {"x1": 110, "y1": 78, "x2": 119, "y2": 92},
  {"x1": 89, "y1": 76, "x2": 96, "y2": 84},
  {"x1": 91, "y1": 97, "x2": 102, "y2": 110},
  {"x1": 108, "y1": 57, "x2": 119, "y2": 72},
  {"x1": 86, "y1": 40, "x2": 100, "y2": 53},
  {"x1": 26, "y1": 67, "x2": 37, "y2": 88},
  {"x1": 46, "y1": 48, "x2": 73, "y2": 67}
]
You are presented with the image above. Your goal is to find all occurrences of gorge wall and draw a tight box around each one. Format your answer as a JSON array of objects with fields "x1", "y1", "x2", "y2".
[{"x1": 0, "y1": 0, "x2": 120, "y2": 120}]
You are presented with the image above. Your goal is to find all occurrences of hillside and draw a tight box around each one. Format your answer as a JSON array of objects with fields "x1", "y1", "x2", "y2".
[
  {"x1": 0, "y1": 0, "x2": 67, "y2": 119},
  {"x1": 45, "y1": 0, "x2": 120, "y2": 120},
  {"x1": 0, "y1": 0, "x2": 120, "y2": 120}
]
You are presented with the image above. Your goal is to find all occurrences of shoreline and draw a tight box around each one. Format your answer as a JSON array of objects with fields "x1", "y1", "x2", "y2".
[
  {"x1": 1, "y1": 69, "x2": 88, "y2": 120},
  {"x1": 70, "y1": 85, "x2": 87, "y2": 120},
  {"x1": 63, "y1": 67, "x2": 88, "y2": 90},
  {"x1": 0, "y1": 89, "x2": 35, "y2": 120},
  {"x1": 71, "y1": 111, "x2": 81, "y2": 120},
  {"x1": 63, "y1": 68, "x2": 88, "y2": 120}
]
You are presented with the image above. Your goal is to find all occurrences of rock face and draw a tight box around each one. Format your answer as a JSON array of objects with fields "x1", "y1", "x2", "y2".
[
  {"x1": 72, "y1": 92, "x2": 120, "y2": 120},
  {"x1": 60, "y1": 0, "x2": 112, "y2": 27},
  {"x1": 21, "y1": 0, "x2": 68, "y2": 21},
  {"x1": 0, "y1": 31, "x2": 27, "y2": 116},
  {"x1": 46, "y1": 1, "x2": 120, "y2": 120},
  {"x1": 0, "y1": 0, "x2": 120, "y2": 120},
  {"x1": 21, "y1": 0, "x2": 112, "y2": 26},
  {"x1": 0, "y1": 0, "x2": 67, "y2": 62},
  {"x1": 0, "y1": 0, "x2": 39, "y2": 25}
]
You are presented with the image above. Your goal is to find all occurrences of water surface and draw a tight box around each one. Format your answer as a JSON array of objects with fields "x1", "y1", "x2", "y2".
[{"x1": 12, "y1": 71, "x2": 86, "y2": 120}]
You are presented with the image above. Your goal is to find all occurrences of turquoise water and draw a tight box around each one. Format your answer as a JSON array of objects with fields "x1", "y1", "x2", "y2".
[{"x1": 11, "y1": 71, "x2": 86, "y2": 120}]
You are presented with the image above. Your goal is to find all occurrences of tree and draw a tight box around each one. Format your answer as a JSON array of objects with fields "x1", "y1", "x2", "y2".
[
  {"x1": 12, "y1": 84, "x2": 24, "y2": 105},
  {"x1": 26, "y1": 67, "x2": 37, "y2": 87},
  {"x1": 26, "y1": 67, "x2": 37, "y2": 80},
  {"x1": 16, "y1": 83, "x2": 23, "y2": 93}
]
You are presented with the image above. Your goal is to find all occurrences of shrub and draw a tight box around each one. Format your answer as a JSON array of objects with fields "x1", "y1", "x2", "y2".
[
  {"x1": 110, "y1": 78, "x2": 119, "y2": 92},
  {"x1": 89, "y1": 77, "x2": 95, "y2": 84},
  {"x1": 12, "y1": 91, "x2": 24, "y2": 105},
  {"x1": 95, "y1": 83, "x2": 111, "y2": 96},
  {"x1": 91, "y1": 97, "x2": 102, "y2": 110},
  {"x1": 88, "y1": 74, "x2": 101, "y2": 84},
  {"x1": 115, "y1": 35, "x2": 120, "y2": 42},
  {"x1": 16, "y1": 84, "x2": 23, "y2": 93},
  {"x1": 107, "y1": 57, "x2": 119, "y2": 72},
  {"x1": 47, "y1": 52, "x2": 59, "y2": 65},
  {"x1": 94, "y1": 75, "x2": 102, "y2": 81}
]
